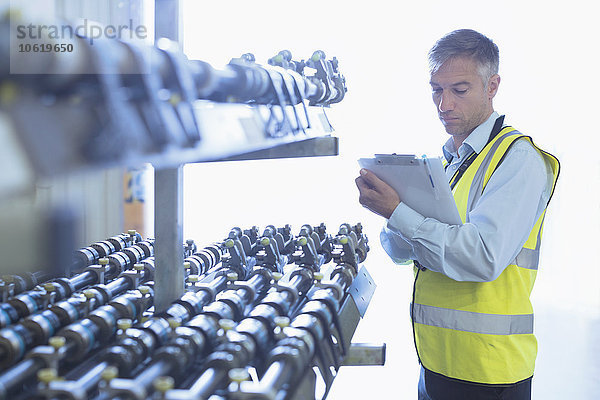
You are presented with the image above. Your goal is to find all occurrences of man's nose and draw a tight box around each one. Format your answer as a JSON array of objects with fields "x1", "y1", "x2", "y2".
[{"x1": 438, "y1": 91, "x2": 454, "y2": 113}]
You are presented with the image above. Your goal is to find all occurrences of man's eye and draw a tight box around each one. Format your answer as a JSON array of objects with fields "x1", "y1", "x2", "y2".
[
  {"x1": 432, "y1": 88, "x2": 442, "y2": 93},
  {"x1": 454, "y1": 89, "x2": 467, "y2": 95}
]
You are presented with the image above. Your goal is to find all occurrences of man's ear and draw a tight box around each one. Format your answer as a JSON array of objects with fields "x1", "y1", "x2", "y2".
[{"x1": 488, "y1": 74, "x2": 501, "y2": 100}]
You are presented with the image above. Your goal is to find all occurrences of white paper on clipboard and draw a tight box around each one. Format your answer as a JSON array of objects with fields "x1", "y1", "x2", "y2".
[{"x1": 358, "y1": 154, "x2": 462, "y2": 225}]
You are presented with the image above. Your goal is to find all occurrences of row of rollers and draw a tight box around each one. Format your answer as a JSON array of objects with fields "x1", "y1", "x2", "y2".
[
  {"x1": 8, "y1": 227, "x2": 360, "y2": 398},
  {"x1": 73, "y1": 265, "x2": 314, "y2": 399},
  {"x1": 157, "y1": 227, "x2": 367, "y2": 399},
  {"x1": 0, "y1": 254, "x2": 155, "y2": 371},
  {"x1": 0, "y1": 246, "x2": 224, "y2": 400},
  {"x1": 0, "y1": 237, "x2": 159, "y2": 371},
  {"x1": 75, "y1": 230, "x2": 354, "y2": 400},
  {"x1": 0, "y1": 241, "x2": 222, "y2": 372},
  {"x1": 35, "y1": 229, "x2": 330, "y2": 400},
  {"x1": 0, "y1": 239, "x2": 154, "y2": 330},
  {"x1": 169, "y1": 252, "x2": 357, "y2": 399},
  {"x1": 34, "y1": 251, "x2": 263, "y2": 399},
  {"x1": 0, "y1": 232, "x2": 139, "y2": 302},
  {"x1": 72, "y1": 231, "x2": 143, "y2": 273},
  {"x1": 230, "y1": 263, "x2": 358, "y2": 399},
  {"x1": 0, "y1": 286, "x2": 155, "y2": 400},
  {"x1": 104, "y1": 226, "x2": 364, "y2": 399},
  {"x1": 159, "y1": 267, "x2": 322, "y2": 399}
]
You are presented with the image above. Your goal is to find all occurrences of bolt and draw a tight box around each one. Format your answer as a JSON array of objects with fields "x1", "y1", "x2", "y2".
[
  {"x1": 229, "y1": 368, "x2": 249, "y2": 384},
  {"x1": 43, "y1": 283, "x2": 55, "y2": 292},
  {"x1": 117, "y1": 318, "x2": 132, "y2": 331},
  {"x1": 101, "y1": 366, "x2": 118, "y2": 382},
  {"x1": 272, "y1": 272, "x2": 283, "y2": 282},
  {"x1": 219, "y1": 319, "x2": 236, "y2": 332},
  {"x1": 153, "y1": 376, "x2": 174, "y2": 393},
  {"x1": 48, "y1": 336, "x2": 66, "y2": 350},
  {"x1": 168, "y1": 318, "x2": 180, "y2": 329},
  {"x1": 226, "y1": 272, "x2": 238, "y2": 282},
  {"x1": 37, "y1": 368, "x2": 58, "y2": 384},
  {"x1": 274, "y1": 316, "x2": 290, "y2": 329}
]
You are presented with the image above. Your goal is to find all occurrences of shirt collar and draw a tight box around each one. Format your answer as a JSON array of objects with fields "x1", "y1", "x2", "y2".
[{"x1": 443, "y1": 111, "x2": 500, "y2": 162}]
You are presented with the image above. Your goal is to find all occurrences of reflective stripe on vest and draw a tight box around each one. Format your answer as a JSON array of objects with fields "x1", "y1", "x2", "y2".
[
  {"x1": 412, "y1": 303, "x2": 534, "y2": 335},
  {"x1": 413, "y1": 124, "x2": 560, "y2": 384},
  {"x1": 511, "y1": 222, "x2": 544, "y2": 270}
]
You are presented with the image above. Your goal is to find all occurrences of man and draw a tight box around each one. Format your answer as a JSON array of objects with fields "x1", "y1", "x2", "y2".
[{"x1": 355, "y1": 29, "x2": 559, "y2": 400}]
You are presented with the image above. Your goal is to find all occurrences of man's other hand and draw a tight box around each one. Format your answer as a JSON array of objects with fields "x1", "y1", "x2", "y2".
[{"x1": 355, "y1": 169, "x2": 401, "y2": 219}]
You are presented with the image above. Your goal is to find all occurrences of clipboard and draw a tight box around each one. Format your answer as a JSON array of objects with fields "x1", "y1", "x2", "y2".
[{"x1": 358, "y1": 154, "x2": 462, "y2": 225}]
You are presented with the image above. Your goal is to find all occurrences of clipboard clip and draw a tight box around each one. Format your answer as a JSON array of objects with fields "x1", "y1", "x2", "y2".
[{"x1": 374, "y1": 154, "x2": 418, "y2": 165}]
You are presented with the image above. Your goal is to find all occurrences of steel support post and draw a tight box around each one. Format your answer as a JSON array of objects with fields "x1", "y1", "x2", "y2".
[
  {"x1": 153, "y1": 165, "x2": 184, "y2": 313},
  {"x1": 155, "y1": 0, "x2": 181, "y2": 43},
  {"x1": 153, "y1": 0, "x2": 183, "y2": 313}
]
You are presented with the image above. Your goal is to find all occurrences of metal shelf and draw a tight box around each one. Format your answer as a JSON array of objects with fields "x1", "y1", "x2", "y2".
[
  {"x1": 150, "y1": 0, "x2": 344, "y2": 312},
  {"x1": 152, "y1": 102, "x2": 339, "y2": 312},
  {"x1": 147, "y1": 101, "x2": 338, "y2": 167}
]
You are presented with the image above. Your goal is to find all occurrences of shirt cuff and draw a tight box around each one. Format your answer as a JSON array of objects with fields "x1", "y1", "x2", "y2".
[{"x1": 386, "y1": 202, "x2": 426, "y2": 239}]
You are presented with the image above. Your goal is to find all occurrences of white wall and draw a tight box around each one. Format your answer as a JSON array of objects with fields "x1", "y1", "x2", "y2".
[{"x1": 182, "y1": 1, "x2": 599, "y2": 398}]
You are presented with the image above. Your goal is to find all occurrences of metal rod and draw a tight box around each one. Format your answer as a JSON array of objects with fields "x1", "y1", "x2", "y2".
[
  {"x1": 0, "y1": 358, "x2": 44, "y2": 398},
  {"x1": 258, "y1": 360, "x2": 292, "y2": 393},
  {"x1": 73, "y1": 361, "x2": 110, "y2": 394},
  {"x1": 69, "y1": 271, "x2": 96, "y2": 291},
  {"x1": 186, "y1": 367, "x2": 226, "y2": 398},
  {"x1": 134, "y1": 359, "x2": 171, "y2": 390},
  {"x1": 106, "y1": 277, "x2": 132, "y2": 297}
]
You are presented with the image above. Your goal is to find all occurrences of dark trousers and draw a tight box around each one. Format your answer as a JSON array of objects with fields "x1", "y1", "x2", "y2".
[{"x1": 418, "y1": 367, "x2": 532, "y2": 400}]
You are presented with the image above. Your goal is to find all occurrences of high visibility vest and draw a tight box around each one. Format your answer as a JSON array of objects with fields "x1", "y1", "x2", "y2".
[{"x1": 411, "y1": 125, "x2": 560, "y2": 384}]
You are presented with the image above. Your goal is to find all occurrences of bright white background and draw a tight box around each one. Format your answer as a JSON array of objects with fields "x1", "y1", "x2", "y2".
[{"x1": 181, "y1": 1, "x2": 600, "y2": 398}]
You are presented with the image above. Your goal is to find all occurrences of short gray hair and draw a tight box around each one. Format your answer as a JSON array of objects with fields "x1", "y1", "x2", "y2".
[{"x1": 428, "y1": 29, "x2": 499, "y2": 85}]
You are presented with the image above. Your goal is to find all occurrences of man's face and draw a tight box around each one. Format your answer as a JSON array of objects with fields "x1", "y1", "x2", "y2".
[{"x1": 430, "y1": 56, "x2": 498, "y2": 138}]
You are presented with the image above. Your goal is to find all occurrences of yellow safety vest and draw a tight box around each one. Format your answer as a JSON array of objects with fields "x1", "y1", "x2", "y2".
[{"x1": 412, "y1": 126, "x2": 560, "y2": 384}]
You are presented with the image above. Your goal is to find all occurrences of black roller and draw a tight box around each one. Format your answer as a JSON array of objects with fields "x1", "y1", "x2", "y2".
[
  {"x1": 106, "y1": 234, "x2": 129, "y2": 252},
  {"x1": 91, "y1": 241, "x2": 115, "y2": 259},
  {"x1": 0, "y1": 325, "x2": 34, "y2": 369},
  {"x1": 73, "y1": 246, "x2": 100, "y2": 271}
]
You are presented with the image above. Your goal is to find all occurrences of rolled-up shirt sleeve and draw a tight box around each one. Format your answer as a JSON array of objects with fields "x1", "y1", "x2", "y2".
[{"x1": 381, "y1": 140, "x2": 551, "y2": 282}]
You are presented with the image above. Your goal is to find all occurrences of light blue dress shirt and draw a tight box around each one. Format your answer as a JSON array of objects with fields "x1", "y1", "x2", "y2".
[{"x1": 380, "y1": 112, "x2": 554, "y2": 282}]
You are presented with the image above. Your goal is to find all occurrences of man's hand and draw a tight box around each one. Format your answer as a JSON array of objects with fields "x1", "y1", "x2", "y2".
[{"x1": 355, "y1": 169, "x2": 401, "y2": 219}]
